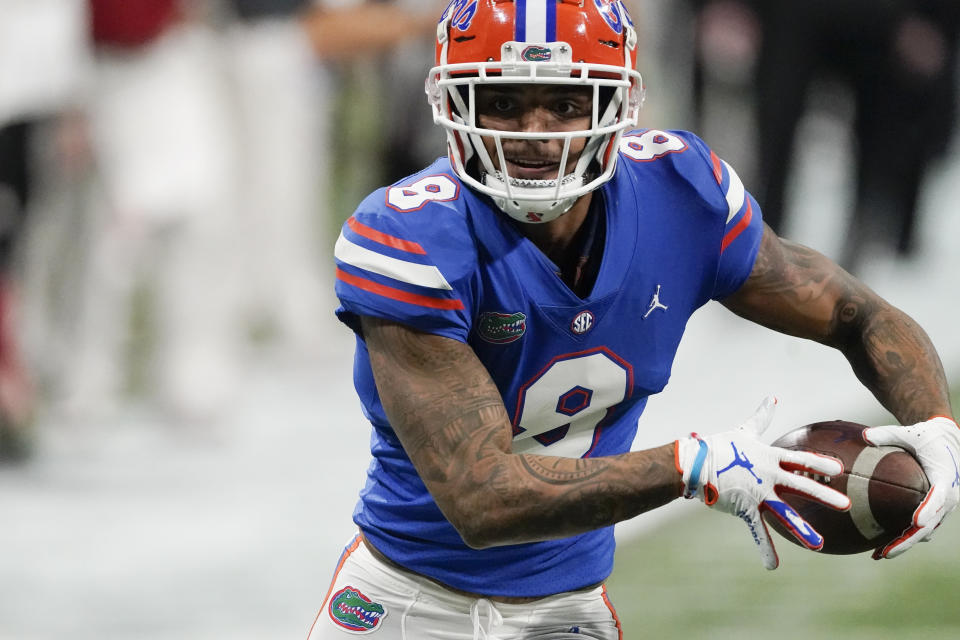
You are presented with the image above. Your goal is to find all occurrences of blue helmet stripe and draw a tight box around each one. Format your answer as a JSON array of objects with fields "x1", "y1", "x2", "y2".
[
  {"x1": 515, "y1": 0, "x2": 527, "y2": 41},
  {"x1": 546, "y1": 0, "x2": 556, "y2": 41}
]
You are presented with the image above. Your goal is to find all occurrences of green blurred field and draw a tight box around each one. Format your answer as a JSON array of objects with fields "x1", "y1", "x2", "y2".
[
  {"x1": 608, "y1": 385, "x2": 960, "y2": 639},
  {"x1": 608, "y1": 506, "x2": 960, "y2": 639}
]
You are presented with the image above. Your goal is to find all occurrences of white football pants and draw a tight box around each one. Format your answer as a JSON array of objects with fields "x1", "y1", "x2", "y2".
[{"x1": 308, "y1": 535, "x2": 623, "y2": 640}]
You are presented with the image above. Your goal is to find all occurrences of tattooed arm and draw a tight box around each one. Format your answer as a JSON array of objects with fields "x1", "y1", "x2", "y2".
[
  {"x1": 722, "y1": 224, "x2": 952, "y2": 424},
  {"x1": 360, "y1": 315, "x2": 681, "y2": 549}
]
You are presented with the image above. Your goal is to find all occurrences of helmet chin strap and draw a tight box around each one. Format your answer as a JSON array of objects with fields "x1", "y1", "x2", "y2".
[
  {"x1": 483, "y1": 171, "x2": 583, "y2": 224},
  {"x1": 480, "y1": 127, "x2": 607, "y2": 224}
]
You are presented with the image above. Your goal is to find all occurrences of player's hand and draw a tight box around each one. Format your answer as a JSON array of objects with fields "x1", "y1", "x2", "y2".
[
  {"x1": 862, "y1": 416, "x2": 960, "y2": 560},
  {"x1": 675, "y1": 397, "x2": 851, "y2": 569}
]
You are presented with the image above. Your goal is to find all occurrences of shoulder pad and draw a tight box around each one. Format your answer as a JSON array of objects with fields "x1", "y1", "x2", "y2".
[
  {"x1": 617, "y1": 129, "x2": 748, "y2": 225},
  {"x1": 334, "y1": 168, "x2": 478, "y2": 340}
]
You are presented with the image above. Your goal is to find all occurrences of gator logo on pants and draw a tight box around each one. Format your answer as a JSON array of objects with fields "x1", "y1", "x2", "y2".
[{"x1": 329, "y1": 586, "x2": 387, "y2": 633}]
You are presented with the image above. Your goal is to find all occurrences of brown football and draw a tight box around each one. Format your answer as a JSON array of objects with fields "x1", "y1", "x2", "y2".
[{"x1": 765, "y1": 420, "x2": 929, "y2": 554}]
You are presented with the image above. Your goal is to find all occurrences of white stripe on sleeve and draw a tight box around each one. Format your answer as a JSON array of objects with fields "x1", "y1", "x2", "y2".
[
  {"x1": 722, "y1": 160, "x2": 746, "y2": 223},
  {"x1": 334, "y1": 234, "x2": 453, "y2": 291}
]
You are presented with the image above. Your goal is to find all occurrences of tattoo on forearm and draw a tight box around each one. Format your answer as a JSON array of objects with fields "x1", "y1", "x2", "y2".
[
  {"x1": 519, "y1": 455, "x2": 611, "y2": 485},
  {"x1": 736, "y1": 228, "x2": 951, "y2": 424},
  {"x1": 362, "y1": 316, "x2": 682, "y2": 545},
  {"x1": 496, "y1": 453, "x2": 679, "y2": 541},
  {"x1": 836, "y1": 292, "x2": 951, "y2": 424}
]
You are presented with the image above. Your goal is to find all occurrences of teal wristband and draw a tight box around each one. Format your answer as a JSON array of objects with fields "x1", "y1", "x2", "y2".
[{"x1": 684, "y1": 438, "x2": 709, "y2": 499}]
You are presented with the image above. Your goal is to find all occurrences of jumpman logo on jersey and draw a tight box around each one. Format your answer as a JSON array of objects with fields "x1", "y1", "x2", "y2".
[
  {"x1": 717, "y1": 442, "x2": 762, "y2": 484},
  {"x1": 643, "y1": 285, "x2": 668, "y2": 319}
]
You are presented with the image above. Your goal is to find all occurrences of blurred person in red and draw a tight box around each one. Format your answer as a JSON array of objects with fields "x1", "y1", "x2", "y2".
[
  {"x1": 65, "y1": 0, "x2": 245, "y2": 421},
  {"x1": 62, "y1": 0, "x2": 447, "y2": 423}
]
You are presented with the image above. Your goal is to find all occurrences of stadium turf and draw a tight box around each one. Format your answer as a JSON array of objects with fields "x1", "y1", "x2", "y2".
[{"x1": 609, "y1": 503, "x2": 960, "y2": 639}]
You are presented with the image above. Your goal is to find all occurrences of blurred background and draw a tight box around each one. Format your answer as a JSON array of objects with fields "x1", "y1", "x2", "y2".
[{"x1": 1, "y1": 0, "x2": 958, "y2": 637}]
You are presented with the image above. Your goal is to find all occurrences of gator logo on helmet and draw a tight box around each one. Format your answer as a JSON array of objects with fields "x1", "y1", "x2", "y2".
[
  {"x1": 329, "y1": 587, "x2": 387, "y2": 633},
  {"x1": 478, "y1": 311, "x2": 527, "y2": 344},
  {"x1": 594, "y1": 0, "x2": 626, "y2": 34},
  {"x1": 442, "y1": 0, "x2": 478, "y2": 31},
  {"x1": 521, "y1": 45, "x2": 553, "y2": 62}
]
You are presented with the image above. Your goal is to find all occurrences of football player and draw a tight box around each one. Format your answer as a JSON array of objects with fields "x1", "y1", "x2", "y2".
[{"x1": 313, "y1": 1, "x2": 959, "y2": 638}]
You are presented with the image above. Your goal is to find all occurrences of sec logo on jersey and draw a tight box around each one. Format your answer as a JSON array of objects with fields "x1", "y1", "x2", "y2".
[{"x1": 570, "y1": 311, "x2": 595, "y2": 335}]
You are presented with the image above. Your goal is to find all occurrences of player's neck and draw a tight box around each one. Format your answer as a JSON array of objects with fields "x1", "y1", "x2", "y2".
[{"x1": 518, "y1": 192, "x2": 594, "y2": 260}]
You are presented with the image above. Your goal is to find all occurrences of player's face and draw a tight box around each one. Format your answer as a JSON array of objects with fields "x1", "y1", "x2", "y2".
[{"x1": 475, "y1": 84, "x2": 592, "y2": 182}]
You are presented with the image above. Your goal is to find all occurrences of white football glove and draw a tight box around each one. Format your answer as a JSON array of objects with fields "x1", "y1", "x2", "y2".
[
  {"x1": 675, "y1": 397, "x2": 851, "y2": 569},
  {"x1": 862, "y1": 416, "x2": 960, "y2": 559}
]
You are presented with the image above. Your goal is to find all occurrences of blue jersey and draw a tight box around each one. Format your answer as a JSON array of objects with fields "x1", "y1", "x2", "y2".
[{"x1": 334, "y1": 129, "x2": 763, "y2": 597}]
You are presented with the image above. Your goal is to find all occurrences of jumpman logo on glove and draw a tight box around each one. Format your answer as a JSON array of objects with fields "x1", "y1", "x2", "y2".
[
  {"x1": 717, "y1": 442, "x2": 762, "y2": 484},
  {"x1": 949, "y1": 447, "x2": 960, "y2": 489}
]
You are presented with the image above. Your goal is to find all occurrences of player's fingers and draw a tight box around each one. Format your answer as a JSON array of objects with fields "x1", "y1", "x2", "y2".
[
  {"x1": 876, "y1": 523, "x2": 931, "y2": 559},
  {"x1": 762, "y1": 499, "x2": 824, "y2": 551},
  {"x1": 741, "y1": 506, "x2": 780, "y2": 570},
  {"x1": 739, "y1": 396, "x2": 778, "y2": 438},
  {"x1": 875, "y1": 484, "x2": 945, "y2": 559},
  {"x1": 862, "y1": 425, "x2": 912, "y2": 450},
  {"x1": 913, "y1": 483, "x2": 948, "y2": 530},
  {"x1": 926, "y1": 471, "x2": 960, "y2": 514},
  {"x1": 757, "y1": 526, "x2": 780, "y2": 570},
  {"x1": 776, "y1": 470, "x2": 851, "y2": 511},
  {"x1": 778, "y1": 448, "x2": 844, "y2": 477}
]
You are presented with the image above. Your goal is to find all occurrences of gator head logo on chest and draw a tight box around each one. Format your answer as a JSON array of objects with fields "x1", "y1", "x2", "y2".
[
  {"x1": 329, "y1": 586, "x2": 387, "y2": 633},
  {"x1": 477, "y1": 311, "x2": 527, "y2": 344}
]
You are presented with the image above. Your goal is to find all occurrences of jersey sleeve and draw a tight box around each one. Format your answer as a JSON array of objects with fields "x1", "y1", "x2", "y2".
[
  {"x1": 678, "y1": 133, "x2": 764, "y2": 300},
  {"x1": 333, "y1": 178, "x2": 478, "y2": 342},
  {"x1": 710, "y1": 152, "x2": 763, "y2": 299}
]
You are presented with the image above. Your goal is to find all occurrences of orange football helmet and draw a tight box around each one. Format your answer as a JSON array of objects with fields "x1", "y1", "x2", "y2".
[{"x1": 427, "y1": 0, "x2": 644, "y2": 223}]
